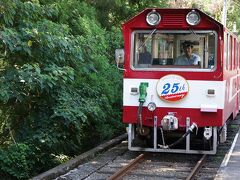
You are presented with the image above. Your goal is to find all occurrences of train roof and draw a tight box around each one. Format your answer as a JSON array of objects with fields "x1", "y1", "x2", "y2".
[{"x1": 122, "y1": 8, "x2": 223, "y2": 31}]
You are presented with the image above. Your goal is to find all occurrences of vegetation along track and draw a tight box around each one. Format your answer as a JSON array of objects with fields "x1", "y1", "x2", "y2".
[{"x1": 56, "y1": 123, "x2": 239, "y2": 180}]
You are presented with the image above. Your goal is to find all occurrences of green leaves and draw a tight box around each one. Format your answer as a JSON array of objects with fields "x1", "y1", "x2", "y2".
[
  {"x1": 1, "y1": 28, "x2": 29, "y2": 54},
  {"x1": 0, "y1": 0, "x2": 124, "y2": 178},
  {"x1": 0, "y1": 0, "x2": 17, "y2": 27},
  {"x1": 18, "y1": 63, "x2": 74, "y2": 91},
  {"x1": 0, "y1": 143, "x2": 35, "y2": 179}
]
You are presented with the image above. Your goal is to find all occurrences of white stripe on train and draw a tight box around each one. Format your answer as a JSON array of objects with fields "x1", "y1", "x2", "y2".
[{"x1": 123, "y1": 78, "x2": 226, "y2": 109}]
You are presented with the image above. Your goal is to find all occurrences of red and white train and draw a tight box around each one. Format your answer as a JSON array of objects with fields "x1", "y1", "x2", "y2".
[{"x1": 115, "y1": 8, "x2": 240, "y2": 154}]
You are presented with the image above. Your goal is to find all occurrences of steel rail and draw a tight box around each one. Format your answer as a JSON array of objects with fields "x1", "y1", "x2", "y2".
[
  {"x1": 107, "y1": 153, "x2": 146, "y2": 180},
  {"x1": 186, "y1": 154, "x2": 207, "y2": 180}
]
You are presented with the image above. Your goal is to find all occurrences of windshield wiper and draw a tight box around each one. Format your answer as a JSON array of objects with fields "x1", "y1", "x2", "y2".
[{"x1": 138, "y1": 29, "x2": 157, "y2": 51}]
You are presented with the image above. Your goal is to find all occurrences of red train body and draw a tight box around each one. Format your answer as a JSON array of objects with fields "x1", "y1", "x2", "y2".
[{"x1": 116, "y1": 8, "x2": 240, "y2": 154}]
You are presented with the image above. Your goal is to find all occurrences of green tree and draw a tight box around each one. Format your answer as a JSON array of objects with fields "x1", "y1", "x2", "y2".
[
  {"x1": 0, "y1": 0, "x2": 123, "y2": 178},
  {"x1": 83, "y1": 0, "x2": 168, "y2": 29}
]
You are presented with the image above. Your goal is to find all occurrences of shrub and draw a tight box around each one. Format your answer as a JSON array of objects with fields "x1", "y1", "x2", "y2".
[{"x1": 0, "y1": 143, "x2": 35, "y2": 179}]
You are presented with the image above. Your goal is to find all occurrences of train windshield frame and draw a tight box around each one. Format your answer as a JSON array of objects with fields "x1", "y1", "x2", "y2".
[{"x1": 131, "y1": 30, "x2": 217, "y2": 72}]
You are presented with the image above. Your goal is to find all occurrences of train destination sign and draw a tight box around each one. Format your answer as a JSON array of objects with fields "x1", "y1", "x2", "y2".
[{"x1": 157, "y1": 74, "x2": 189, "y2": 102}]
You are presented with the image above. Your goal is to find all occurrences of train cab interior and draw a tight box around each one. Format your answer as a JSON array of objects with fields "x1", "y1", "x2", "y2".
[{"x1": 132, "y1": 30, "x2": 217, "y2": 70}]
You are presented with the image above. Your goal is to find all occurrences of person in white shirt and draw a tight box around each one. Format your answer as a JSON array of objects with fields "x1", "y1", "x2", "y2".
[{"x1": 174, "y1": 41, "x2": 200, "y2": 65}]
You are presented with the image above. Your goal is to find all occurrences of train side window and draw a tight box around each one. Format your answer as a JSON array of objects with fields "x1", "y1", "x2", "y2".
[
  {"x1": 235, "y1": 40, "x2": 238, "y2": 70},
  {"x1": 232, "y1": 38, "x2": 235, "y2": 70},
  {"x1": 230, "y1": 36, "x2": 233, "y2": 70},
  {"x1": 207, "y1": 34, "x2": 216, "y2": 69},
  {"x1": 224, "y1": 33, "x2": 228, "y2": 70},
  {"x1": 239, "y1": 45, "x2": 240, "y2": 69},
  {"x1": 227, "y1": 34, "x2": 231, "y2": 70},
  {"x1": 236, "y1": 42, "x2": 239, "y2": 69},
  {"x1": 232, "y1": 38, "x2": 234, "y2": 70},
  {"x1": 239, "y1": 44, "x2": 240, "y2": 69},
  {"x1": 239, "y1": 42, "x2": 240, "y2": 69}
]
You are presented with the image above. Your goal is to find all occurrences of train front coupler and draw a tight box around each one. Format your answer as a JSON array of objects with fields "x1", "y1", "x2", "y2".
[
  {"x1": 159, "y1": 122, "x2": 198, "y2": 149},
  {"x1": 161, "y1": 112, "x2": 179, "y2": 131}
]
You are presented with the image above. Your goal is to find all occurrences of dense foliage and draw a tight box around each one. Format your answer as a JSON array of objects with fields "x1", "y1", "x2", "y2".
[
  {"x1": 0, "y1": 0, "x2": 124, "y2": 178},
  {"x1": 0, "y1": 0, "x2": 239, "y2": 179}
]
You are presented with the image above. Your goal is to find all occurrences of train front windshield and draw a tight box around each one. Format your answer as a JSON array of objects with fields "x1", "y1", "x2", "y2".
[{"x1": 132, "y1": 30, "x2": 217, "y2": 70}]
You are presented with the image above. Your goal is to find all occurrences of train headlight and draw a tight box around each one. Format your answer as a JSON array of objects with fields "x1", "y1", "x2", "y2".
[
  {"x1": 147, "y1": 102, "x2": 156, "y2": 111},
  {"x1": 186, "y1": 10, "x2": 200, "y2": 26},
  {"x1": 146, "y1": 10, "x2": 161, "y2": 26}
]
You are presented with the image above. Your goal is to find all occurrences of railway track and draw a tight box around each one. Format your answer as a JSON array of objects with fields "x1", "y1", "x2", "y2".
[
  {"x1": 55, "y1": 124, "x2": 239, "y2": 180},
  {"x1": 186, "y1": 154, "x2": 206, "y2": 180},
  {"x1": 108, "y1": 153, "x2": 146, "y2": 180},
  {"x1": 108, "y1": 153, "x2": 207, "y2": 180},
  {"x1": 55, "y1": 148, "x2": 214, "y2": 180}
]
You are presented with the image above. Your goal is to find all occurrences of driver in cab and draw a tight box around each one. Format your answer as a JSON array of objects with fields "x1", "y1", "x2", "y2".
[{"x1": 174, "y1": 41, "x2": 200, "y2": 65}]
